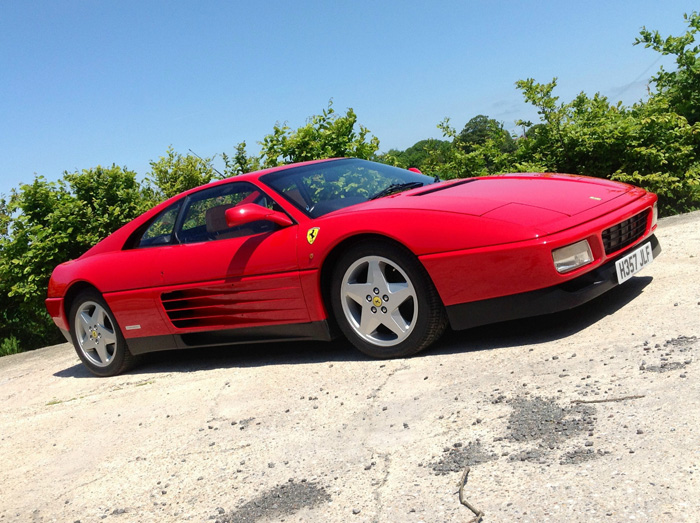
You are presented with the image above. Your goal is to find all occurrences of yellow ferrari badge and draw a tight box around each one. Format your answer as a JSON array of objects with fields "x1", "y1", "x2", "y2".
[{"x1": 307, "y1": 227, "x2": 320, "y2": 244}]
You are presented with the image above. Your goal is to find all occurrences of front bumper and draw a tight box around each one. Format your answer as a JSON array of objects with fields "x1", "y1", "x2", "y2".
[{"x1": 446, "y1": 234, "x2": 661, "y2": 331}]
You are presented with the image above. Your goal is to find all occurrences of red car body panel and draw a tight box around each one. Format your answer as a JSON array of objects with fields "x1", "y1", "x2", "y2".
[
  {"x1": 421, "y1": 192, "x2": 656, "y2": 306},
  {"x1": 46, "y1": 158, "x2": 659, "y2": 354}
]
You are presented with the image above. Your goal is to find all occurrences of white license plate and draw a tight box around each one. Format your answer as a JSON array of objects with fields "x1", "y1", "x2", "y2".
[{"x1": 615, "y1": 242, "x2": 653, "y2": 284}]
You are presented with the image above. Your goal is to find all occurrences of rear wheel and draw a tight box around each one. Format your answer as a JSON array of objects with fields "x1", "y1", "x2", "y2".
[
  {"x1": 69, "y1": 290, "x2": 136, "y2": 376},
  {"x1": 331, "y1": 241, "x2": 447, "y2": 358}
]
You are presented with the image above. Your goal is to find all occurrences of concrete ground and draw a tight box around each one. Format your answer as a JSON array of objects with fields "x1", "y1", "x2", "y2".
[{"x1": 0, "y1": 211, "x2": 698, "y2": 523}]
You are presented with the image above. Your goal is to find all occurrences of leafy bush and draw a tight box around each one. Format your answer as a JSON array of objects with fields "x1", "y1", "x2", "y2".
[
  {"x1": 0, "y1": 165, "x2": 148, "y2": 349},
  {"x1": 225, "y1": 101, "x2": 380, "y2": 174},
  {"x1": 0, "y1": 336, "x2": 22, "y2": 357},
  {"x1": 144, "y1": 146, "x2": 220, "y2": 202},
  {"x1": 380, "y1": 139, "x2": 452, "y2": 172},
  {"x1": 512, "y1": 78, "x2": 700, "y2": 215}
]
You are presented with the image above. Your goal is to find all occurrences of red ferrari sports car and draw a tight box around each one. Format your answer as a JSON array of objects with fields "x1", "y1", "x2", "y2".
[{"x1": 46, "y1": 158, "x2": 660, "y2": 376}]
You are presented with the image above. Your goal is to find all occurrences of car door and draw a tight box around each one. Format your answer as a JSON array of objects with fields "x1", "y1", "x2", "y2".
[
  {"x1": 99, "y1": 200, "x2": 182, "y2": 339},
  {"x1": 153, "y1": 181, "x2": 309, "y2": 334}
]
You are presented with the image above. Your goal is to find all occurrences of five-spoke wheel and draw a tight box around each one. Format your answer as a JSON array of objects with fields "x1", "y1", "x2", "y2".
[
  {"x1": 331, "y1": 241, "x2": 447, "y2": 358},
  {"x1": 69, "y1": 290, "x2": 135, "y2": 376},
  {"x1": 340, "y1": 255, "x2": 418, "y2": 346}
]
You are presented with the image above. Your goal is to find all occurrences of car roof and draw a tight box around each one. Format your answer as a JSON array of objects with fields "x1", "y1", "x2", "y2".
[
  {"x1": 147, "y1": 157, "x2": 342, "y2": 214},
  {"x1": 208, "y1": 157, "x2": 342, "y2": 187}
]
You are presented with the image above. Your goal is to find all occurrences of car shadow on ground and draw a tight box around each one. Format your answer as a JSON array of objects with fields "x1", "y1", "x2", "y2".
[
  {"x1": 428, "y1": 275, "x2": 653, "y2": 357},
  {"x1": 54, "y1": 363, "x2": 94, "y2": 379},
  {"x1": 54, "y1": 276, "x2": 652, "y2": 378},
  {"x1": 54, "y1": 338, "x2": 363, "y2": 379}
]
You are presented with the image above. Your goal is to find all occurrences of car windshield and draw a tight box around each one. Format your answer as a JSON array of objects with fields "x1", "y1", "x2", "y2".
[{"x1": 260, "y1": 158, "x2": 436, "y2": 218}]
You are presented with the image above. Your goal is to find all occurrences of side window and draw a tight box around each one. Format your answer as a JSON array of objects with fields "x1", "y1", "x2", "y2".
[
  {"x1": 137, "y1": 202, "x2": 182, "y2": 248},
  {"x1": 177, "y1": 182, "x2": 282, "y2": 244}
]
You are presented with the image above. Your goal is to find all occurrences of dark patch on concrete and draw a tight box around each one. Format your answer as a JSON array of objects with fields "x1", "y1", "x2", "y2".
[
  {"x1": 507, "y1": 447, "x2": 548, "y2": 463},
  {"x1": 640, "y1": 335, "x2": 696, "y2": 373},
  {"x1": 503, "y1": 395, "x2": 606, "y2": 466},
  {"x1": 217, "y1": 480, "x2": 331, "y2": 523},
  {"x1": 430, "y1": 440, "x2": 498, "y2": 475},
  {"x1": 506, "y1": 396, "x2": 596, "y2": 447},
  {"x1": 664, "y1": 335, "x2": 697, "y2": 350},
  {"x1": 560, "y1": 447, "x2": 611, "y2": 465},
  {"x1": 642, "y1": 361, "x2": 688, "y2": 373}
]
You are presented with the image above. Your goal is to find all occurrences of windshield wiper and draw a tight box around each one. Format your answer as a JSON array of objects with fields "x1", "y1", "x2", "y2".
[{"x1": 368, "y1": 181, "x2": 425, "y2": 200}]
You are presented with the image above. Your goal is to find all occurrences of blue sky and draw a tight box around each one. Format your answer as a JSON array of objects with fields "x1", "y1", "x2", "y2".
[{"x1": 1, "y1": 1, "x2": 696, "y2": 197}]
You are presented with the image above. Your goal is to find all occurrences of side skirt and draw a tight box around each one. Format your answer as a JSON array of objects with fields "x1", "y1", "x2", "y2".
[{"x1": 126, "y1": 320, "x2": 334, "y2": 355}]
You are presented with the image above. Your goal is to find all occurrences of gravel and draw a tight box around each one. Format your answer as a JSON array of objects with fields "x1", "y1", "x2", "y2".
[
  {"x1": 216, "y1": 480, "x2": 331, "y2": 523},
  {"x1": 505, "y1": 395, "x2": 596, "y2": 447},
  {"x1": 430, "y1": 440, "x2": 498, "y2": 475},
  {"x1": 640, "y1": 335, "x2": 697, "y2": 372}
]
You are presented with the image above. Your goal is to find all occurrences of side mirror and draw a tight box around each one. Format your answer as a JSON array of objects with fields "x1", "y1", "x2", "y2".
[
  {"x1": 225, "y1": 204, "x2": 293, "y2": 228},
  {"x1": 407, "y1": 167, "x2": 422, "y2": 174}
]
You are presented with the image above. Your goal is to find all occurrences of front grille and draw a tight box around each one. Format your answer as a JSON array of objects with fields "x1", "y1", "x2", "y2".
[{"x1": 602, "y1": 210, "x2": 649, "y2": 255}]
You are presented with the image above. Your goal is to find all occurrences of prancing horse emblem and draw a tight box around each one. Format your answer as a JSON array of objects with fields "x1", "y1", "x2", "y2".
[{"x1": 307, "y1": 227, "x2": 320, "y2": 244}]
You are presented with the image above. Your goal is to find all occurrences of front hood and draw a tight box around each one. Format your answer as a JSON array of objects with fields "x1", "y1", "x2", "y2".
[
  {"x1": 353, "y1": 173, "x2": 637, "y2": 235},
  {"x1": 414, "y1": 174, "x2": 631, "y2": 215}
]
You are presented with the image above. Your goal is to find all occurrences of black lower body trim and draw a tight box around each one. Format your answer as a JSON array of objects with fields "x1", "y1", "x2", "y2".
[
  {"x1": 446, "y1": 235, "x2": 661, "y2": 331},
  {"x1": 126, "y1": 320, "x2": 334, "y2": 355}
]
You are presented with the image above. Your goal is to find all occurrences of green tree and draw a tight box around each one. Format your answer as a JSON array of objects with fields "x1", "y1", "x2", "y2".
[
  {"x1": 514, "y1": 76, "x2": 700, "y2": 214},
  {"x1": 514, "y1": 78, "x2": 626, "y2": 175},
  {"x1": 636, "y1": 11, "x2": 700, "y2": 125},
  {"x1": 228, "y1": 101, "x2": 380, "y2": 172},
  {"x1": 610, "y1": 96, "x2": 700, "y2": 213},
  {"x1": 0, "y1": 166, "x2": 147, "y2": 350},
  {"x1": 145, "y1": 146, "x2": 220, "y2": 202},
  {"x1": 425, "y1": 117, "x2": 521, "y2": 179},
  {"x1": 0, "y1": 196, "x2": 9, "y2": 240},
  {"x1": 514, "y1": 78, "x2": 569, "y2": 172},
  {"x1": 457, "y1": 115, "x2": 516, "y2": 154},
  {"x1": 222, "y1": 141, "x2": 261, "y2": 176},
  {"x1": 379, "y1": 139, "x2": 452, "y2": 171}
]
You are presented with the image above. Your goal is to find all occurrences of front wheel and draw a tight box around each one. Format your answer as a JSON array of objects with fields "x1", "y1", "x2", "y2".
[
  {"x1": 69, "y1": 290, "x2": 136, "y2": 376},
  {"x1": 330, "y1": 241, "x2": 447, "y2": 358}
]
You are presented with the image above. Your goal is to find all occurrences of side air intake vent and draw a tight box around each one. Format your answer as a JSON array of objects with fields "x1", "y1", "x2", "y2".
[{"x1": 160, "y1": 278, "x2": 309, "y2": 329}]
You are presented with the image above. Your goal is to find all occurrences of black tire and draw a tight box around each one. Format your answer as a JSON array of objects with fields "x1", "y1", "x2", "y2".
[
  {"x1": 68, "y1": 290, "x2": 137, "y2": 376},
  {"x1": 330, "y1": 240, "x2": 447, "y2": 358}
]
